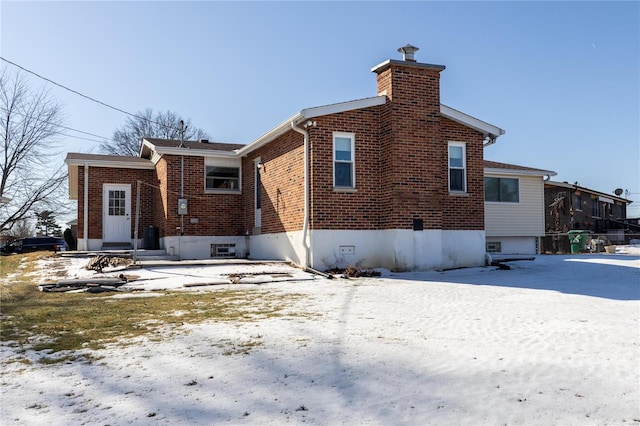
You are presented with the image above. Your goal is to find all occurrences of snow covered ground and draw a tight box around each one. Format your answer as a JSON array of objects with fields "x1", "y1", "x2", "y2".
[{"x1": 1, "y1": 250, "x2": 639, "y2": 425}]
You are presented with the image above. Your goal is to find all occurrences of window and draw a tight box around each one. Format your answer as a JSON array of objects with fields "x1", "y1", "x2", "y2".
[
  {"x1": 448, "y1": 142, "x2": 466, "y2": 192},
  {"x1": 334, "y1": 132, "x2": 355, "y2": 188},
  {"x1": 205, "y1": 166, "x2": 240, "y2": 191},
  {"x1": 613, "y1": 203, "x2": 623, "y2": 219},
  {"x1": 486, "y1": 241, "x2": 502, "y2": 253},
  {"x1": 591, "y1": 198, "x2": 601, "y2": 218},
  {"x1": 108, "y1": 190, "x2": 126, "y2": 216},
  {"x1": 211, "y1": 243, "x2": 236, "y2": 258},
  {"x1": 484, "y1": 177, "x2": 519, "y2": 202},
  {"x1": 572, "y1": 193, "x2": 582, "y2": 211}
]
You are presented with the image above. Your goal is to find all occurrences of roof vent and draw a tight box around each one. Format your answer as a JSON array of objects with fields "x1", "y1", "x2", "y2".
[
  {"x1": 398, "y1": 44, "x2": 419, "y2": 62},
  {"x1": 199, "y1": 138, "x2": 209, "y2": 144}
]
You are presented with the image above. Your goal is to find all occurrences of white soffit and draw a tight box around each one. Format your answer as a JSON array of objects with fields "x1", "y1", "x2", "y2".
[
  {"x1": 484, "y1": 167, "x2": 556, "y2": 177},
  {"x1": 140, "y1": 139, "x2": 237, "y2": 163},
  {"x1": 236, "y1": 96, "x2": 386, "y2": 156},
  {"x1": 441, "y1": 104, "x2": 505, "y2": 138}
]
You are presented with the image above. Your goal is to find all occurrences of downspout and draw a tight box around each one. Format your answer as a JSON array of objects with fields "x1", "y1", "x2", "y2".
[
  {"x1": 483, "y1": 136, "x2": 497, "y2": 147},
  {"x1": 291, "y1": 122, "x2": 310, "y2": 268},
  {"x1": 83, "y1": 163, "x2": 89, "y2": 251}
]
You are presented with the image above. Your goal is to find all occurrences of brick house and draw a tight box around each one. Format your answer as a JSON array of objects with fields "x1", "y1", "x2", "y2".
[
  {"x1": 543, "y1": 181, "x2": 635, "y2": 248},
  {"x1": 65, "y1": 45, "x2": 507, "y2": 271}
]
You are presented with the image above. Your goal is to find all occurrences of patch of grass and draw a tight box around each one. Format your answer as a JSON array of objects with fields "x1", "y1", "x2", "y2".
[{"x1": 0, "y1": 253, "x2": 307, "y2": 358}]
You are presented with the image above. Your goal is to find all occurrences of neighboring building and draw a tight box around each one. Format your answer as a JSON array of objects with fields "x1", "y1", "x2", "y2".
[
  {"x1": 543, "y1": 181, "x2": 636, "y2": 250},
  {"x1": 484, "y1": 161, "x2": 556, "y2": 255},
  {"x1": 66, "y1": 45, "x2": 508, "y2": 271},
  {"x1": 543, "y1": 181, "x2": 640, "y2": 253}
]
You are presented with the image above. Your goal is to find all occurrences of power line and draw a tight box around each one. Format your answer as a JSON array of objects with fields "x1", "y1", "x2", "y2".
[
  {"x1": 0, "y1": 107, "x2": 112, "y2": 143},
  {"x1": 0, "y1": 56, "x2": 176, "y2": 132},
  {"x1": 57, "y1": 132, "x2": 109, "y2": 144}
]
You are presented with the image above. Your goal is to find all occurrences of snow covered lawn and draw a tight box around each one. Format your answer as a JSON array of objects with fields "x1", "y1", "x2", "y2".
[{"x1": 1, "y1": 253, "x2": 639, "y2": 425}]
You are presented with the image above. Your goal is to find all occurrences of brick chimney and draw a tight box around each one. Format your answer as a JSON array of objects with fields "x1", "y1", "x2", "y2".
[
  {"x1": 371, "y1": 44, "x2": 445, "y2": 104},
  {"x1": 372, "y1": 45, "x2": 447, "y2": 230}
]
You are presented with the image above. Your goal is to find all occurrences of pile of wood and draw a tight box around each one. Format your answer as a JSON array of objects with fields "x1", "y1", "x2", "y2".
[
  {"x1": 38, "y1": 276, "x2": 128, "y2": 293},
  {"x1": 86, "y1": 255, "x2": 131, "y2": 273}
]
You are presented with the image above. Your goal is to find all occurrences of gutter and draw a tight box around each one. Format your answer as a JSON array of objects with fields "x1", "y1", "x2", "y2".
[{"x1": 290, "y1": 121, "x2": 311, "y2": 268}]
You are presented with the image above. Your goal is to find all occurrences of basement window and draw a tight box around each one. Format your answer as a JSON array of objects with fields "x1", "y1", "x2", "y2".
[
  {"x1": 211, "y1": 243, "x2": 236, "y2": 258},
  {"x1": 486, "y1": 242, "x2": 502, "y2": 253}
]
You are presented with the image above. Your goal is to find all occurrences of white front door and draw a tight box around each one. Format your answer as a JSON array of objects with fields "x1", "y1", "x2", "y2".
[{"x1": 103, "y1": 184, "x2": 131, "y2": 243}]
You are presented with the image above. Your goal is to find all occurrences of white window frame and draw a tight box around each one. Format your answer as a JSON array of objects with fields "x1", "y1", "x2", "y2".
[
  {"x1": 333, "y1": 132, "x2": 356, "y2": 189},
  {"x1": 204, "y1": 157, "x2": 242, "y2": 194},
  {"x1": 448, "y1": 141, "x2": 467, "y2": 193}
]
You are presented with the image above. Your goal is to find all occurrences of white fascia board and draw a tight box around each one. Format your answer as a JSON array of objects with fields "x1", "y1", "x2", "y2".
[
  {"x1": 236, "y1": 96, "x2": 386, "y2": 157},
  {"x1": 545, "y1": 180, "x2": 574, "y2": 189},
  {"x1": 153, "y1": 146, "x2": 239, "y2": 158},
  {"x1": 142, "y1": 139, "x2": 238, "y2": 162},
  {"x1": 441, "y1": 104, "x2": 505, "y2": 138},
  {"x1": 484, "y1": 167, "x2": 557, "y2": 177},
  {"x1": 235, "y1": 112, "x2": 303, "y2": 157},
  {"x1": 302, "y1": 96, "x2": 386, "y2": 119},
  {"x1": 64, "y1": 158, "x2": 155, "y2": 170},
  {"x1": 140, "y1": 139, "x2": 154, "y2": 158}
]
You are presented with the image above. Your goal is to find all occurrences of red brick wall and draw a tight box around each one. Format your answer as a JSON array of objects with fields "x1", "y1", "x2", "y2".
[
  {"x1": 242, "y1": 131, "x2": 306, "y2": 234},
  {"x1": 76, "y1": 166, "x2": 155, "y2": 239},
  {"x1": 77, "y1": 156, "x2": 245, "y2": 241},
  {"x1": 240, "y1": 60, "x2": 486, "y2": 235},
  {"x1": 441, "y1": 117, "x2": 485, "y2": 230},
  {"x1": 307, "y1": 107, "x2": 382, "y2": 230},
  {"x1": 375, "y1": 61, "x2": 447, "y2": 230},
  {"x1": 159, "y1": 155, "x2": 245, "y2": 237}
]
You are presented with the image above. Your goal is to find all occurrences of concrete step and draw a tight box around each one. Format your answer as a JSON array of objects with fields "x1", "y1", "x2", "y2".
[
  {"x1": 61, "y1": 249, "x2": 171, "y2": 259},
  {"x1": 101, "y1": 242, "x2": 132, "y2": 250}
]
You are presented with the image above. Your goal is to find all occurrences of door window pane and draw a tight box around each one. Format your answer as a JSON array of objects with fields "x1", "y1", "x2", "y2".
[{"x1": 108, "y1": 190, "x2": 126, "y2": 216}]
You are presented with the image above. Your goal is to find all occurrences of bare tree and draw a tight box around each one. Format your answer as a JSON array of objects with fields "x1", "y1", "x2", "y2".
[
  {"x1": 101, "y1": 108, "x2": 210, "y2": 156},
  {"x1": 0, "y1": 68, "x2": 68, "y2": 233}
]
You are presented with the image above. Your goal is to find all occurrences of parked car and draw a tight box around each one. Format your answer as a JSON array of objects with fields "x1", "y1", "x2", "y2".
[{"x1": 0, "y1": 236, "x2": 68, "y2": 254}]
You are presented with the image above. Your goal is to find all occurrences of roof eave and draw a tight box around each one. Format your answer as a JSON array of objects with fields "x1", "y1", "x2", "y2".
[
  {"x1": 236, "y1": 96, "x2": 387, "y2": 157},
  {"x1": 441, "y1": 104, "x2": 505, "y2": 139},
  {"x1": 236, "y1": 112, "x2": 303, "y2": 157},
  {"x1": 545, "y1": 180, "x2": 632, "y2": 204},
  {"x1": 142, "y1": 138, "x2": 241, "y2": 160},
  {"x1": 64, "y1": 158, "x2": 155, "y2": 170},
  {"x1": 484, "y1": 167, "x2": 557, "y2": 177}
]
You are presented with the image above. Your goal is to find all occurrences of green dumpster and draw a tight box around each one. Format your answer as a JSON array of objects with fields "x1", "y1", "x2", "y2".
[{"x1": 567, "y1": 230, "x2": 589, "y2": 254}]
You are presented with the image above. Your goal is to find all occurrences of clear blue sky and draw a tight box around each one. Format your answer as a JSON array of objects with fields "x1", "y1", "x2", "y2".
[{"x1": 2, "y1": 1, "x2": 639, "y2": 215}]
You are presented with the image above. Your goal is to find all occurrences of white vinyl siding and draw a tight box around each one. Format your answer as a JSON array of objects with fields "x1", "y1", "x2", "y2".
[{"x1": 485, "y1": 174, "x2": 545, "y2": 237}]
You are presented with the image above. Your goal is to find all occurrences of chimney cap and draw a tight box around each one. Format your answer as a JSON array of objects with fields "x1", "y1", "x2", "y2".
[{"x1": 398, "y1": 44, "x2": 419, "y2": 62}]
